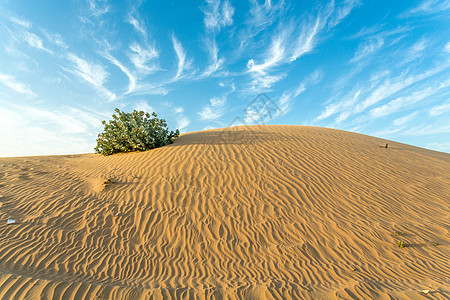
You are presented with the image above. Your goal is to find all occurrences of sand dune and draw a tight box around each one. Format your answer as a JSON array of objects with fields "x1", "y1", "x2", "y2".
[{"x1": 0, "y1": 125, "x2": 449, "y2": 299}]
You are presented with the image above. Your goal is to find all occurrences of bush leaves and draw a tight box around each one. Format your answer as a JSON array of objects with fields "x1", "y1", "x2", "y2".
[{"x1": 95, "y1": 109, "x2": 180, "y2": 156}]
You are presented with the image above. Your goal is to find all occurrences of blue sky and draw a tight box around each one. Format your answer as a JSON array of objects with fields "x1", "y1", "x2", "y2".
[{"x1": 0, "y1": 0, "x2": 449, "y2": 156}]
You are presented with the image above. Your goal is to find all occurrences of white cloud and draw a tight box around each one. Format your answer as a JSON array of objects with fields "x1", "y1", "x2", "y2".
[
  {"x1": 127, "y1": 16, "x2": 147, "y2": 36},
  {"x1": 358, "y1": 65, "x2": 448, "y2": 112},
  {"x1": 177, "y1": 116, "x2": 190, "y2": 131},
  {"x1": 125, "y1": 83, "x2": 168, "y2": 96},
  {"x1": 250, "y1": 74, "x2": 286, "y2": 92},
  {"x1": 393, "y1": 111, "x2": 418, "y2": 126},
  {"x1": 201, "y1": 38, "x2": 225, "y2": 77},
  {"x1": 444, "y1": 42, "x2": 450, "y2": 53},
  {"x1": 316, "y1": 89, "x2": 361, "y2": 121},
  {"x1": 370, "y1": 70, "x2": 391, "y2": 82},
  {"x1": 133, "y1": 101, "x2": 154, "y2": 113},
  {"x1": 429, "y1": 102, "x2": 450, "y2": 116},
  {"x1": 199, "y1": 96, "x2": 226, "y2": 121},
  {"x1": 128, "y1": 42, "x2": 159, "y2": 73},
  {"x1": 203, "y1": 0, "x2": 235, "y2": 31},
  {"x1": 65, "y1": 53, "x2": 116, "y2": 101},
  {"x1": 425, "y1": 142, "x2": 450, "y2": 153},
  {"x1": 102, "y1": 52, "x2": 136, "y2": 94},
  {"x1": 328, "y1": 0, "x2": 360, "y2": 28},
  {"x1": 89, "y1": 0, "x2": 110, "y2": 16},
  {"x1": 0, "y1": 104, "x2": 103, "y2": 157},
  {"x1": 402, "y1": 124, "x2": 450, "y2": 136},
  {"x1": 247, "y1": 0, "x2": 284, "y2": 29},
  {"x1": 410, "y1": 39, "x2": 427, "y2": 54},
  {"x1": 9, "y1": 16, "x2": 32, "y2": 29},
  {"x1": 290, "y1": 16, "x2": 322, "y2": 62},
  {"x1": 247, "y1": 26, "x2": 290, "y2": 74},
  {"x1": 0, "y1": 73, "x2": 35, "y2": 96},
  {"x1": 399, "y1": 39, "x2": 428, "y2": 65},
  {"x1": 172, "y1": 34, "x2": 193, "y2": 79},
  {"x1": 23, "y1": 32, "x2": 53, "y2": 53},
  {"x1": 405, "y1": 0, "x2": 450, "y2": 15},
  {"x1": 278, "y1": 69, "x2": 323, "y2": 116},
  {"x1": 67, "y1": 53, "x2": 107, "y2": 87},
  {"x1": 293, "y1": 83, "x2": 306, "y2": 97},
  {"x1": 350, "y1": 38, "x2": 384, "y2": 63},
  {"x1": 238, "y1": 0, "x2": 285, "y2": 51},
  {"x1": 246, "y1": 9, "x2": 328, "y2": 75},
  {"x1": 41, "y1": 30, "x2": 68, "y2": 49},
  {"x1": 369, "y1": 79, "x2": 450, "y2": 118},
  {"x1": 278, "y1": 91, "x2": 293, "y2": 115}
]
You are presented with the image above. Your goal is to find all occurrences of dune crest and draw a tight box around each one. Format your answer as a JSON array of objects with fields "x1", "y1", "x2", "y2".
[{"x1": 0, "y1": 125, "x2": 449, "y2": 299}]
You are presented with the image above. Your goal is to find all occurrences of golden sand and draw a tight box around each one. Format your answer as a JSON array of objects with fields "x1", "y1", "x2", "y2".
[{"x1": 0, "y1": 125, "x2": 449, "y2": 299}]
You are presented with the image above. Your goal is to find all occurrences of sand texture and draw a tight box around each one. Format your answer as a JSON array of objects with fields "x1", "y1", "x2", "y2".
[{"x1": 0, "y1": 125, "x2": 449, "y2": 299}]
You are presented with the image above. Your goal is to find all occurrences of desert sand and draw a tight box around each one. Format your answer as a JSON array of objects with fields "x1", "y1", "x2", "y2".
[{"x1": 0, "y1": 125, "x2": 449, "y2": 299}]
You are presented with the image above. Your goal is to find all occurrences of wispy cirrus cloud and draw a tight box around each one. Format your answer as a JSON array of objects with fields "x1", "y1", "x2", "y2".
[
  {"x1": 65, "y1": 53, "x2": 116, "y2": 101},
  {"x1": 88, "y1": 0, "x2": 110, "y2": 17},
  {"x1": 429, "y1": 101, "x2": 450, "y2": 116},
  {"x1": 198, "y1": 96, "x2": 226, "y2": 121},
  {"x1": 328, "y1": 0, "x2": 361, "y2": 28},
  {"x1": 249, "y1": 74, "x2": 286, "y2": 93},
  {"x1": 402, "y1": 0, "x2": 450, "y2": 16},
  {"x1": 247, "y1": 1, "x2": 358, "y2": 77},
  {"x1": 316, "y1": 89, "x2": 361, "y2": 121},
  {"x1": 278, "y1": 69, "x2": 323, "y2": 115},
  {"x1": 369, "y1": 79, "x2": 450, "y2": 118},
  {"x1": 247, "y1": 0, "x2": 284, "y2": 28},
  {"x1": 200, "y1": 0, "x2": 234, "y2": 78},
  {"x1": 41, "y1": 29, "x2": 68, "y2": 49},
  {"x1": 127, "y1": 16, "x2": 147, "y2": 37},
  {"x1": 444, "y1": 42, "x2": 450, "y2": 53},
  {"x1": 203, "y1": 0, "x2": 235, "y2": 32},
  {"x1": 0, "y1": 73, "x2": 35, "y2": 96},
  {"x1": 289, "y1": 16, "x2": 322, "y2": 62},
  {"x1": 392, "y1": 111, "x2": 418, "y2": 126},
  {"x1": 200, "y1": 38, "x2": 225, "y2": 78},
  {"x1": 402, "y1": 123, "x2": 450, "y2": 136},
  {"x1": 5, "y1": 16, "x2": 54, "y2": 54},
  {"x1": 101, "y1": 46, "x2": 166, "y2": 96},
  {"x1": 101, "y1": 52, "x2": 136, "y2": 94},
  {"x1": 350, "y1": 37, "x2": 384, "y2": 63},
  {"x1": 172, "y1": 34, "x2": 193, "y2": 79},
  {"x1": 23, "y1": 31, "x2": 53, "y2": 53},
  {"x1": 8, "y1": 16, "x2": 32, "y2": 29},
  {"x1": 404, "y1": 38, "x2": 427, "y2": 61},
  {"x1": 357, "y1": 65, "x2": 448, "y2": 113},
  {"x1": 236, "y1": 0, "x2": 285, "y2": 54},
  {"x1": 246, "y1": 24, "x2": 291, "y2": 75},
  {"x1": 128, "y1": 42, "x2": 159, "y2": 74},
  {"x1": 316, "y1": 63, "x2": 449, "y2": 126}
]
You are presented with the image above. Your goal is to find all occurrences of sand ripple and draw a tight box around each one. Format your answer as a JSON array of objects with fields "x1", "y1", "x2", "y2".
[{"x1": 0, "y1": 126, "x2": 449, "y2": 299}]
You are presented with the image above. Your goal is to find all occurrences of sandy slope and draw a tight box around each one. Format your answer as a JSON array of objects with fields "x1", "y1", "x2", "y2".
[{"x1": 0, "y1": 125, "x2": 449, "y2": 299}]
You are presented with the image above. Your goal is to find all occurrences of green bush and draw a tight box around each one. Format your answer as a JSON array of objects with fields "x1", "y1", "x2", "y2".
[{"x1": 95, "y1": 108, "x2": 179, "y2": 156}]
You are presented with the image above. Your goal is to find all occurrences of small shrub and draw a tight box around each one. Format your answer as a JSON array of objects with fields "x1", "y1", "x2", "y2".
[
  {"x1": 95, "y1": 109, "x2": 180, "y2": 156},
  {"x1": 432, "y1": 242, "x2": 440, "y2": 246},
  {"x1": 397, "y1": 240, "x2": 406, "y2": 248},
  {"x1": 394, "y1": 231, "x2": 404, "y2": 236}
]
